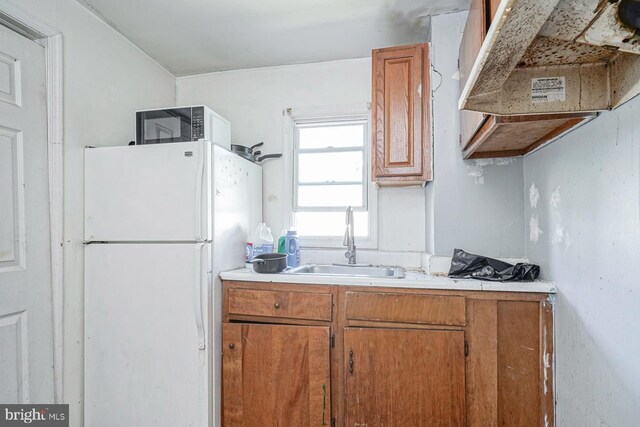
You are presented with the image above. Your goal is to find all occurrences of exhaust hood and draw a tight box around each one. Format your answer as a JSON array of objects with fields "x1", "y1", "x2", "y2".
[{"x1": 459, "y1": 0, "x2": 640, "y2": 115}]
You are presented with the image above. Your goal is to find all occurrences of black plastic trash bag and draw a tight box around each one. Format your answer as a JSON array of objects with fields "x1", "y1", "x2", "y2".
[{"x1": 448, "y1": 248, "x2": 540, "y2": 282}]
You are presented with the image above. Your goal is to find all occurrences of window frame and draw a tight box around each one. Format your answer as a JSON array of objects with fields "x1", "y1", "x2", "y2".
[
  {"x1": 284, "y1": 105, "x2": 378, "y2": 249},
  {"x1": 293, "y1": 117, "x2": 368, "y2": 212}
]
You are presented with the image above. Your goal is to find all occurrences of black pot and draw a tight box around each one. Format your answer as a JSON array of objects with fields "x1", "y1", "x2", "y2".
[{"x1": 250, "y1": 253, "x2": 288, "y2": 274}]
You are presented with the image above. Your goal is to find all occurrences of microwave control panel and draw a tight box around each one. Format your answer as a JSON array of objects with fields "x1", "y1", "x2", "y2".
[{"x1": 192, "y1": 107, "x2": 205, "y2": 140}]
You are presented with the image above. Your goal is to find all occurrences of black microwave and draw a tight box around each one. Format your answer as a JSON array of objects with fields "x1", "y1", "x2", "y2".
[{"x1": 135, "y1": 105, "x2": 230, "y2": 148}]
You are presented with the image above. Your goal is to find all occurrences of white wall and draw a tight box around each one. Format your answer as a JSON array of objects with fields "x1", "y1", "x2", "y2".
[
  {"x1": 428, "y1": 12, "x2": 525, "y2": 258},
  {"x1": 10, "y1": 1, "x2": 176, "y2": 425},
  {"x1": 524, "y1": 102, "x2": 640, "y2": 425},
  {"x1": 176, "y1": 16, "x2": 527, "y2": 259},
  {"x1": 177, "y1": 58, "x2": 426, "y2": 254}
]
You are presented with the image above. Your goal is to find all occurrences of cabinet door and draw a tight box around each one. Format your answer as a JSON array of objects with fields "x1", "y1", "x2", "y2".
[
  {"x1": 222, "y1": 323, "x2": 331, "y2": 427},
  {"x1": 459, "y1": 0, "x2": 503, "y2": 149},
  {"x1": 459, "y1": 0, "x2": 488, "y2": 149},
  {"x1": 344, "y1": 327, "x2": 465, "y2": 427},
  {"x1": 372, "y1": 43, "x2": 431, "y2": 184}
]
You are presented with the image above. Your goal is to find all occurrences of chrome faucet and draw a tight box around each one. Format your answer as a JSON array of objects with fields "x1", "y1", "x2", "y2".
[{"x1": 343, "y1": 206, "x2": 356, "y2": 264}]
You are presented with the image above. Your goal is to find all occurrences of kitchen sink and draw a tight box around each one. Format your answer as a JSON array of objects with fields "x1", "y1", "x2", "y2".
[{"x1": 285, "y1": 264, "x2": 405, "y2": 279}]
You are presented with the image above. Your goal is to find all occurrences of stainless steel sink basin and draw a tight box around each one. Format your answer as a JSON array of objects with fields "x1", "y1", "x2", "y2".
[{"x1": 285, "y1": 264, "x2": 405, "y2": 279}]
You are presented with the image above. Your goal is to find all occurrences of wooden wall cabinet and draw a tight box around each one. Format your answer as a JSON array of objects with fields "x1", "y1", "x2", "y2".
[
  {"x1": 372, "y1": 43, "x2": 432, "y2": 185},
  {"x1": 222, "y1": 281, "x2": 554, "y2": 426},
  {"x1": 458, "y1": 0, "x2": 595, "y2": 159}
]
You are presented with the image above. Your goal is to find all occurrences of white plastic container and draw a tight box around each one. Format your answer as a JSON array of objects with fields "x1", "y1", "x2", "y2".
[{"x1": 246, "y1": 223, "x2": 274, "y2": 261}]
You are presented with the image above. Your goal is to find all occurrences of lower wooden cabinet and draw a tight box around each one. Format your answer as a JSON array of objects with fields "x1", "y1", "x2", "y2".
[
  {"x1": 222, "y1": 281, "x2": 554, "y2": 426},
  {"x1": 344, "y1": 328, "x2": 465, "y2": 426},
  {"x1": 222, "y1": 323, "x2": 331, "y2": 426}
]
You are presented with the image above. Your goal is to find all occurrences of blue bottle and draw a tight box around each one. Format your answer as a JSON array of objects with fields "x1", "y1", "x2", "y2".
[{"x1": 285, "y1": 230, "x2": 300, "y2": 267}]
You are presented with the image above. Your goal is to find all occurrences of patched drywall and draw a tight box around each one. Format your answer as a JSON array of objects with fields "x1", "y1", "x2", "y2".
[
  {"x1": 13, "y1": 1, "x2": 176, "y2": 425},
  {"x1": 525, "y1": 99, "x2": 640, "y2": 425},
  {"x1": 429, "y1": 12, "x2": 525, "y2": 257},
  {"x1": 176, "y1": 58, "x2": 427, "y2": 252}
]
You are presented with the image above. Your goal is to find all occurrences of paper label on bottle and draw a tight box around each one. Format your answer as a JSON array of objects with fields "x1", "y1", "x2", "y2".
[{"x1": 531, "y1": 77, "x2": 565, "y2": 103}]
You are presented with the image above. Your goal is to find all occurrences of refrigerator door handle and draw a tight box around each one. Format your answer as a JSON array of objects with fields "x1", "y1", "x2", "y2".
[
  {"x1": 194, "y1": 144, "x2": 203, "y2": 241},
  {"x1": 194, "y1": 243, "x2": 207, "y2": 350},
  {"x1": 194, "y1": 141, "x2": 207, "y2": 242}
]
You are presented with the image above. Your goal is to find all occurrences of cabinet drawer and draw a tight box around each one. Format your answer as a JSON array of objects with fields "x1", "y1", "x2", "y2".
[
  {"x1": 345, "y1": 291, "x2": 465, "y2": 326},
  {"x1": 227, "y1": 288, "x2": 332, "y2": 322}
]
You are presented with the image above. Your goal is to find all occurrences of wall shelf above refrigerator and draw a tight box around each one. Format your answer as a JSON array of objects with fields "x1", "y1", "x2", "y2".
[{"x1": 459, "y1": 0, "x2": 640, "y2": 116}]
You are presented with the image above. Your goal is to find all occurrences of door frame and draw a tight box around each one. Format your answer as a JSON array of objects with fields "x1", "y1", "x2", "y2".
[{"x1": 0, "y1": 0, "x2": 64, "y2": 403}]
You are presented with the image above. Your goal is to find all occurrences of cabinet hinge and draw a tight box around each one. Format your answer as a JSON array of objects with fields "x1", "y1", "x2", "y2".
[
  {"x1": 464, "y1": 340, "x2": 469, "y2": 357},
  {"x1": 330, "y1": 334, "x2": 335, "y2": 348},
  {"x1": 458, "y1": 58, "x2": 460, "y2": 70}
]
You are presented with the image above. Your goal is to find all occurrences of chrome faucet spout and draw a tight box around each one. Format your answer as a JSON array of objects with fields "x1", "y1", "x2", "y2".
[{"x1": 343, "y1": 206, "x2": 356, "y2": 264}]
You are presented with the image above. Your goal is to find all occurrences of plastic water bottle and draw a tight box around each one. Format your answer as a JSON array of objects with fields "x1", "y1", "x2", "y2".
[
  {"x1": 285, "y1": 229, "x2": 300, "y2": 267},
  {"x1": 246, "y1": 223, "x2": 274, "y2": 261}
]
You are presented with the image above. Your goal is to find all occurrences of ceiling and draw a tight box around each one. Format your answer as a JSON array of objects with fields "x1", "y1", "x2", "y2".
[{"x1": 78, "y1": 0, "x2": 470, "y2": 76}]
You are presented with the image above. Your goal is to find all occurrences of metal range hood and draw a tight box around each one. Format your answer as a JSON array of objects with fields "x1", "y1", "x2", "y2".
[{"x1": 459, "y1": 0, "x2": 640, "y2": 116}]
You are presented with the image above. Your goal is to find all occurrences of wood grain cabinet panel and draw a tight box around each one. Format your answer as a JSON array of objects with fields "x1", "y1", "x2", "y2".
[
  {"x1": 227, "y1": 288, "x2": 332, "y2": 322},
  {"x1": 465, "y1": 298, "x2": 554, "y2": 427},
  {"x1": 463, "y1": 113, "x2": 595, "y2": 159},
  {"x1": 372, "y1": 43, "x2": 431, "y2": 185},
  {"x1": 221, "y1": 281, "x2": 554, "y2": 427},
  {"x1": 344, "y1": 327, "x2": 465, "y2": 427},
  {"x1": 345, "y1": 291, "x2": 465, "y2": 326},
  {"x1": 459, "y1": 0, "x2": 489, "y2": 148},
  {"x1": 222, "y1": 323, "x2": 331, "y2": 427}
]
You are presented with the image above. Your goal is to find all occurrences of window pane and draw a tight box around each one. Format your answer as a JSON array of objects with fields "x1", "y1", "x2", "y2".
[
  {"x1": 295, "y1": 211, "x2": 368, "y2": 237},
  {"x1": 298, "y1": 123, "x2": 364, "y2": 149},
  {"x1": 298, "y1": 151, "x2": 363, "y2": 183},
  {"x1": 297, "y1": 185, "x2": 363, "y2": 208}
]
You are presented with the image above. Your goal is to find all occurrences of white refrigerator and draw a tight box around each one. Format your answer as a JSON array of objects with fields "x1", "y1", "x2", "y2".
[{"x1": 84, "y1": 141, "x2": 262, "y2": 426}]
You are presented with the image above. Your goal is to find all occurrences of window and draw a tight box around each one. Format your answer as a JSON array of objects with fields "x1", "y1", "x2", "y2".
[{"x1": 290, "y1": 111, "x2": 377, "y2": 248}]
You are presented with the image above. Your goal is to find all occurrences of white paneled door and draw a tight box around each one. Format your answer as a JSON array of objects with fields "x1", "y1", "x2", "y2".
[{"x1": 0, "y1": 25, "x2": 53, "y2": 403}]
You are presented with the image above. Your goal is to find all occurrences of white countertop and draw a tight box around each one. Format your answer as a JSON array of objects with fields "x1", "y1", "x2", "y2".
[{"x1": 220, "y1": 267, "x2": 556, "y2": 294}]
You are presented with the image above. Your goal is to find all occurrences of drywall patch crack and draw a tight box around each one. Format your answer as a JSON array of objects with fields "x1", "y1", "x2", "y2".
[
  {"x1": 529, "y1": 214, "x2": 543, "y2": 243},
  {"x1": 529, "y1": 183, "x2": 540, "y2": 208},
  {"x1": 550, "y1": 186, "x2": 561, "y2": 208},
  {"x1": 548, "y1": 186, "x2": 571, "y2": 252},
  {"x1": 466, "y1": 158, "x2": 513, "y2": 185}
]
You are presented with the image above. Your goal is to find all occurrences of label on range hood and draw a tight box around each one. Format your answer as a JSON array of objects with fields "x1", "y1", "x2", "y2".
[{"x1": 531, "y1": 77, "x2": 566, "y2": 103}]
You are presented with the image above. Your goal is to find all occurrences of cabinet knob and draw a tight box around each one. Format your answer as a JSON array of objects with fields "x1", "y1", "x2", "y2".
[
  {"x1": 229, "y1": 343, "x2": 235, "y2": 349},
  {"x1": 274, "y1": 302, "x2": 280, "y2": 309}
]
